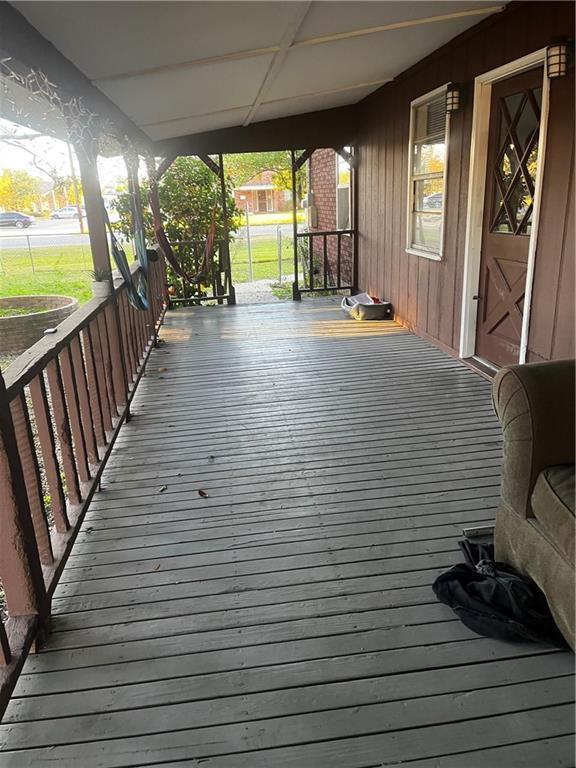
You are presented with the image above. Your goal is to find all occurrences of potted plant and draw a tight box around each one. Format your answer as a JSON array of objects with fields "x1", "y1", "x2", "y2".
[{"x1": 91, "y1": 267, "x2": 112, "y2": 298}]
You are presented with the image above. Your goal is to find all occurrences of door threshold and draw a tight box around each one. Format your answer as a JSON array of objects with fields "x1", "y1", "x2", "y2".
[{"x1": 462, "y1": 356, "x2": 500, "y2": 381}]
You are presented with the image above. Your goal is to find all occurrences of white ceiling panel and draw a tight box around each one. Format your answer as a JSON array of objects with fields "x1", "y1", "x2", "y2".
[
  {"x1": 269, "y1": 14, "x2": 494, "y2": 102},
  {"x1": 8, "y1": 1, "x2": 505, "y2": 140},
  {"x1": 13, "y1": 1, "x2": 298, "y2": 80},
  {"x1": 255, "y1": 86, "x2": 376, "y2": 124},
  {"x1": 99, "y1": 54, "x2": 274, "y2": 126},
  {"x1": 295, "y1": 1, "x2": 501, "y2": 42},
  {"x1": 144, "y1": 107, "x2": 251, "y2": 141}
]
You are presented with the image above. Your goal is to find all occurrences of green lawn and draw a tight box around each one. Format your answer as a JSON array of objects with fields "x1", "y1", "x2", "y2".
[
  {"x1": 241, "y1": 211, "x2": 305, "y2": 226},
  {"x1": 0, "y1": 245, "x2": 95, "y2": 303},
  {"x1": 0, "y1": 236, "x2": 294, "y2": 303}
]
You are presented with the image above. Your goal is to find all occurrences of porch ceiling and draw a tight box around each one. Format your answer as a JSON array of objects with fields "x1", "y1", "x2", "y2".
[{"x1": 12, "y1": 1, "x2": 503, "y2": 142}]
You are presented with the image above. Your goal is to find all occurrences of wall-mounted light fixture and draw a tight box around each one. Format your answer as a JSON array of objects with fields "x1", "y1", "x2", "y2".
[
  {"x1": 546, "y1": 42, "x2": 568, "y2": 78},
  {"x1": 445, "y1": 83, "x2": 461, "y2": 113}
]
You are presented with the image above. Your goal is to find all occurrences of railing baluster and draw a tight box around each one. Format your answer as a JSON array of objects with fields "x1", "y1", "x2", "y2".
[
  {"x1": 309, "y1": 234, "x2": 314, "y2": 291},
  {"x1": 337, "y1": 233, "x2": 342, "y2": 288},
  {"x1": 69, "y1": 336, "x2": 99, "y2": 466},
  {"x1": 28, "y1": 374, "x2": 69, "y2": 531},
  {"x1": 323, "y1": 234, "x2": 328, "y2": 289},
  {"x1": 84, "y1": 322, "x2": 112, "y2": 438},
  {"x1": 45, "y1": 359, "x2": 82, "y2": 506},
  {"x1": 120, "y1": 292, "x2": 136, "y2": 380},
  {"x1": 82, "y1": 327, "x2": 105, "y2": 445},
  {"x1": 96, "y1": 312, "x2": 118, "y2": 420},
  {"x1": 0, "y1": 373, "x2": 49, "y2": 622},
  {"x1": 59, "y1": 345, "x2": 90, "y2": 484},
  {"x1": 104, "y1": 304, "x2": 127, "y2": 409},
  {"x1": 0, "y1": 622, "x2": 10, "y2": 666},
  {"x1": 10, "y1": 392, "x2": 53, "y2": 565}
]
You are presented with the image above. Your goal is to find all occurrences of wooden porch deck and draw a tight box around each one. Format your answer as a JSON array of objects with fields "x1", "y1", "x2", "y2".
[{"x1": 0, "y1": 300, "x2": 573, "y2": 766}]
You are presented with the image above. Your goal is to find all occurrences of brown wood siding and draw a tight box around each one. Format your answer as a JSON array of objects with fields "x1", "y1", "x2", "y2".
[{"x1": 357, "y1": 1, "x2": 574, "y2": 360}]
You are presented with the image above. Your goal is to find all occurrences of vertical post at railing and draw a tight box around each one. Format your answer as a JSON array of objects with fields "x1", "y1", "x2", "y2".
[
  {"x1": 309, "y1": 234, "x2": 314, "y2": 291},
  {"x1": 10, "y1": 393, "x2": 53, "y2": 565},
  {"x1": 217, "y1": 154, "x2": 235, "y2": 305},
  {"x1": 337, "y1": 233, "x2": 342, "y2": 289},
  {"x1": 323, "y1": 234, "x2": 328, "y2": 289},
  {"x1": 29, "y1": 374, "x2": 69, "y2": 532},
  {"x1": 0, "y1": 370, "x2": 49, "y2": 632},
  {"x1": 27, "y1": 236, "x2": 34, "y2": 273},
  {"x1": 352, "y1": 147, "x2": 359, "y2": 292},
  {"x1": 127, "y1": 155, "x2": 158, "y2": 344},
  {"x1": 277, "y1": 225, "x2": 282, "y2": 284},
  {"x1": 77, "y1": 138, "x2": 129, "y2": 415},
  {"x1": 291, "y1": 150, "x2": 301, "y2": 301}
]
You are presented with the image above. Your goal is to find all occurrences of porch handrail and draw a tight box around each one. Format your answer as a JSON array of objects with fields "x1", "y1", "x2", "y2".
[
  {"x1": 295, "y1": 228, "x2": 355, "y2": 295},
  {"x1": 0, "y1": 255, "x2": 167, "y2": 715}
]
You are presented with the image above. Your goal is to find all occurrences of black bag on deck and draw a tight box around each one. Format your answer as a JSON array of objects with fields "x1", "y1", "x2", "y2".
[{"x1": 432, "y1": 559, "x2": 567, "y2": 647}]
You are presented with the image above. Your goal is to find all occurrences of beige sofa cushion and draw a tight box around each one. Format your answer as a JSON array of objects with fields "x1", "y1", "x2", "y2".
[{"x1": 531, "y1": 464, "x2": 575, "y2": 565}]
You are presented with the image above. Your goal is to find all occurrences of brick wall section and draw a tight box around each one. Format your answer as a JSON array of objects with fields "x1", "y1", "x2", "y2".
[
  {"x1": 0, "y1": 296, "x2": 79, "y2": 354},
  {"x1": 307, "y1": 149, "x2": 352, "y2": 287}
]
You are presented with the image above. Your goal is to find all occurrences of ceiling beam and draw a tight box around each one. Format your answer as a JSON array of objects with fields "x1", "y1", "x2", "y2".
[
  {"x1": 293, "y1": 5, "x2": 505, "y2": 48},
  {"x1": 243, "y1": 1, "x2": 311, "y2": 126},
  {"x1": 0, "y1": 1, "x2": 151, "y2": 151},
  {"x1": 89, "y1": 4, "x2": 504, "y2": 86},
  {"x1": 152, "y1": 104, "x2": 359, "y2": 156}
]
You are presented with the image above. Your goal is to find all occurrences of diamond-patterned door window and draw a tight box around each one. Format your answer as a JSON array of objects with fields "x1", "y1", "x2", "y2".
[{"x1": 491, "y1": 86, "x2": 542, "y2": 235}]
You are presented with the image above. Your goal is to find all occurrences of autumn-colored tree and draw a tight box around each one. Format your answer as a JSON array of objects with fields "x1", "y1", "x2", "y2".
[{"x1": 0, "y1": 168, "x2": 41, "y2": 212}]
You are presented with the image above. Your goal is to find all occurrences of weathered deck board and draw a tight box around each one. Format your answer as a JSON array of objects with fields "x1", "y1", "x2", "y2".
[{"x1": 1, "y1": 300, "x2": 573, "y2": 767}]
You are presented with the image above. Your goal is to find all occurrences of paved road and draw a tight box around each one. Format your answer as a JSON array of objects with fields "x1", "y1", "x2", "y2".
[
  {"x1": 0, "y1": 219, "x2": 90, "y2": 248},
  {"x1": 0, "y1": 220, "x2": 294, "y2": 249}
]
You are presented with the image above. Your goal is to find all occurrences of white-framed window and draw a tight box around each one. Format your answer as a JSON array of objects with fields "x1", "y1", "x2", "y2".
[
  {"x1": 336, "y1": 150, "x2": 351, "y2": 230},
  {"x1": 406, "y1": 86, "x2": 449, "y2": 260}
]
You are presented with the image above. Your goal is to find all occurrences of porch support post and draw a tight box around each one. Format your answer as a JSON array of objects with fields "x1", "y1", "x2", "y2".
[
  {"x1": 126, "y1": 155, "x2": 158, "y2": 343},
  {"x1": 77, "y1": 141, "x2": 129, "y2": 411},
  {"x1": 197, "y1": 154, "x2": 234, "y2": 305},
  {"x1": 351, "y1": 147, "x2": 359, "y2": 292},
  {"x1": 0, "y1": 371, "x2": 49, "y2": 631},
  {"x1": 291, "y1": 150, "x2": 301, "y2": 301},
  {"x1": 76, "y1": 140, "x2": 112, "y2": 277},
  {"x1": 217, "y1": 154, "x2": 235, "y2": 305}
]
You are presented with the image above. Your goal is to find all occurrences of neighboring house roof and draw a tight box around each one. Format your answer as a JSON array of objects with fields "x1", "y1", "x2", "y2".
[{"x1": 235, "y1": 183, "x2": 274, "y2": 191}]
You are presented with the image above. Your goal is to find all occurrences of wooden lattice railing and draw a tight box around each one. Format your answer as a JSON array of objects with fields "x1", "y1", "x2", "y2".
[{"x1": 0, "y1": 257, "x2": 166, "y2": 714}]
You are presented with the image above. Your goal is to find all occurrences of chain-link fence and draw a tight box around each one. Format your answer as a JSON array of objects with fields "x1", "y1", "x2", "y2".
[
  {"x1": 0, "y1": 232, "x2": 134, "y2": 304},
  {"x1": 229, "y1": 225, "x2": 294, "y2": 285}
]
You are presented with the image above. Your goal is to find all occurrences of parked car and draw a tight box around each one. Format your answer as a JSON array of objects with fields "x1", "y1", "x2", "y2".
[
  {"x1": 423, "y1": 192, "x2": 443, "y2": 209},
  {"x1": 51, "y1": 205, "x2": 85, "y2": 219},
  {"x1": 0, "y1": 211, "x2": 35, "y2": 228}
]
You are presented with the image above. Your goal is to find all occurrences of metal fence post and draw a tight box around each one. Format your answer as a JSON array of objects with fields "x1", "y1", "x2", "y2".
[
  {"x1": 277, "y1": 225, "x2": 282, "y2": 284},
  {"x1": 27, "y1": 236, "x2": 34, "y2": 273}
]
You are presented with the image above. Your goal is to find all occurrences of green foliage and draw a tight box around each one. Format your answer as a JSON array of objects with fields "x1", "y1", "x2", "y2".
[
  {"x1": 114, "y1": 157, "x2": 239, "y2": 243},
  {"x1": 0, "y1": 168, "x2": 41, "y2": 212},
  {"x1": 113, "y1": 157, "x2": 240, "y2": 292}
]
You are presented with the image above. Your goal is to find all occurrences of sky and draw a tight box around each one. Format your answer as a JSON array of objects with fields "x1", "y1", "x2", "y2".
[{"x1": 0, "y1": 118, "x2": 129, "y2": 191}]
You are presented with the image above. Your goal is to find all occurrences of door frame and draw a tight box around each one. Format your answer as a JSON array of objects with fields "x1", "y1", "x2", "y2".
[{"x1": 459, "y1": 48, "x2": 551, "y2": 364}]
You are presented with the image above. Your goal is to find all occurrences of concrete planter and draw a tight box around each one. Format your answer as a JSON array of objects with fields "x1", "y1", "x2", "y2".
[
  {"x1": 91, "y1": 281, "x2": 112, "y2": 299},
  {"x1": 0, "y1": 296, "x2": 79, "y2": 355}
]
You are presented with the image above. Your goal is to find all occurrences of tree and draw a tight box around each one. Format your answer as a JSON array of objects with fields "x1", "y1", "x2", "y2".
[
  {"x1": 0, "y1": 169, "x2": 41, "y2": 211},
  {"x1": 224, "y1": 151, "x2": 306, "y2": 200},
  {"x1": 114, "y1": 157, "x2": 239, "y2": 291}
]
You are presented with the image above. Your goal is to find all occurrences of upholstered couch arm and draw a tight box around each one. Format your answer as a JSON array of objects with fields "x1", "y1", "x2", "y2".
[{"x1": 492, "y1": 360, "x2": 575, "y2": 518}]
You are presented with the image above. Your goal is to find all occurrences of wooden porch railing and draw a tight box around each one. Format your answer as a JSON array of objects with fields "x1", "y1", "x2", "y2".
[
  {"x1": 0, "y1": 256, "x2": 166, "y2": 714},
  {"x1": 169, "y1": 238, "x2": 235, "y2": 305}
]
